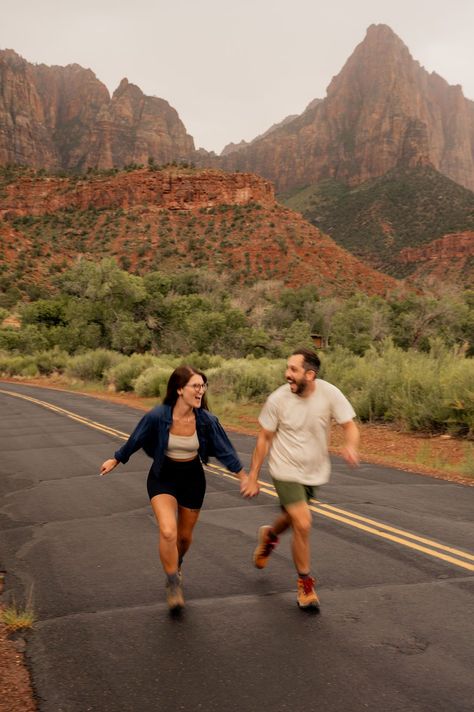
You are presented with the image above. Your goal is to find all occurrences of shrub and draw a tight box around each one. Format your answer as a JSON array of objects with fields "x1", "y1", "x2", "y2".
[
  {"x1": 321, "y1": 341, "x2": 474, "y2": 436},
  {"x1": 66, "y1": 349, "x2": 124, "y2": 381},
  {"x1": 106, "y1": 354, "x2": 156, "y2": 392},
  {"x1": 207, "y1": 358, "x2": 285, "y2": 401},
  {"x1": 133, "y1": 365, "x2": 171, "y2": 397},
  {"x1": 0, "y1": 325, "x2": 49, "y2": 353},
  {"x1": 0, "y1": 353, "x2": 39, "y2": 377},
  {"x1": 182, "y1": 352, "x2": 224, "y2": 371},
  {"x1": 34, "y1": 348, "x2": 70, "y2": 375}
]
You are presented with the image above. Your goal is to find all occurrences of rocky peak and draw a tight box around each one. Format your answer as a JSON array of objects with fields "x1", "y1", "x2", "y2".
[
  {"x1": 114, "y1": 77, "x2": 130, "y2": 94},
  {"x1": 218, "y1": 25, "x2": 474, "y2": 193},
  {"x1": 0, "y1": 50, "x2": 196, "y2": 171},
  {"x1": 112, "y1": 77, "x2": 142, "y2": 100}
]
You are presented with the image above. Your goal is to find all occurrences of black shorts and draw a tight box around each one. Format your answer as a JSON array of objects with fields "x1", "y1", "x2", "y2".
[{"x1": 147, "y1": 456, "x2": 206, "y2": 510}]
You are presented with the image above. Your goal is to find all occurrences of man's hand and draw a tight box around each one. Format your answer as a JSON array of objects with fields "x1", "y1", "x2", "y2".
[
  {"x1": 239, "y1": 472, "x2": 260, "y2": 498},
  {"x1": 100, "y1": 458, "x2": 119, "y2": 476},
  {"x1": 340, "y1": 420, "x2": 360, "y2": 467},
  {"x1": 341, "y1": 445, "x2": 359, "y2": 467}
]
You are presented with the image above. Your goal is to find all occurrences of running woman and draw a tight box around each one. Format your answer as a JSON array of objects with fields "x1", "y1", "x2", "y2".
[{"x1": 100, "y1": 365, "x2": 253, "y2": 611}]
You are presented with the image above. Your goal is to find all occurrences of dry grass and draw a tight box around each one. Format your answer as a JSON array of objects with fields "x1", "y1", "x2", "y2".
[{"x1": 1, "y1": 593, "x2": 36, "y2": 632}]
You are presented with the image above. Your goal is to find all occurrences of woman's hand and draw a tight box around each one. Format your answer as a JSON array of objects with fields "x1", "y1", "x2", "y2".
[
  {"x1": 239, "y1": 472, "x2": 260, "y2": 498},
  {"x1": 100, "y1": 458, "x2": 119, "y2": 476}
]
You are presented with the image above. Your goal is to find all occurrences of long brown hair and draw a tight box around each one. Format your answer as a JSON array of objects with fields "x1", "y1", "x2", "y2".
[{"x1": 163, "y1": 365, "x2": 209, "y2": 410}]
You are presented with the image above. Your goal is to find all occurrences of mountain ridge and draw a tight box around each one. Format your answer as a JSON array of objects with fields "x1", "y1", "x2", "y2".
[
  {"x1": 0, "y1": 165, "x2": 397, "y2": 305},
  {"x1": 2, "y1": 24, "x2": 474, "y2": 193}
]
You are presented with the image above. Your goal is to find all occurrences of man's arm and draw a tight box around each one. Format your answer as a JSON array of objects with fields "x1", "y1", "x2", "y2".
[
  {"x1": 340, "y1": 420, "x2": 359, "y2": 467},
  {"x1": 241, "y1": 427, "x2": 275, "y2": 497}
]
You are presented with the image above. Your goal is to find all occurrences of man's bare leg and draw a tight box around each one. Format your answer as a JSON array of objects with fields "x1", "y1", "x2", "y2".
[{"x1": 285, "y1": 500, "x2": 312, "y2": 574}]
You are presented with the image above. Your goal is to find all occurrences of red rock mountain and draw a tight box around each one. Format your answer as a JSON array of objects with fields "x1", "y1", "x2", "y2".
[
  {"x1": 0, "y1": 50, "x2": 195, "y2": 171},
  {"x1": 0, "y1": 167, "x2": 397, "y2": 297},
  {"x1": 2, "y1": 24, "x2": 474, "y2": 197},
  {"x1": 217, "y1": 24, "x2": 474, "y2": 194}
]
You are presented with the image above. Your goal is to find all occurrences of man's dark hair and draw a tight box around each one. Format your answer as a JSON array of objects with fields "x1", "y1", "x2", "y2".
[{"x1": 292, "y1": 348, "x2": 320, "y2": 374}]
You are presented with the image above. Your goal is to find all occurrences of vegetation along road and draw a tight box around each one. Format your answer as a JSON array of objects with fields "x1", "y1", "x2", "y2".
[{"x1": 0, "y1": 382, "x2": 473, "y2": 712}]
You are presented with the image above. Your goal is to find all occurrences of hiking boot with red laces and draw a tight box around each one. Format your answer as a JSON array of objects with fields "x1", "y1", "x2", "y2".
[
  {"x1": 253, "y1": 525, "x2": 278, "y2": 569},
  {"x1": 297, "y1": 576, "x2": 320, "y2": 610}
]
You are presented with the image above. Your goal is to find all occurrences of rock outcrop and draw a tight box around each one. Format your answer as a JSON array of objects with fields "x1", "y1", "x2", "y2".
[
  {"x1": 0, "y1": 50, "x2": 195, "y2": 171},
  {"x1": 217, "y1": 25, "x2": 474, "y2": 193},
  {"x1": 399, "y1": 232, "x2": 474, "y2": 285},
  {"x1": 0, "y1": 168, "x2": 275, "y2": 217}
]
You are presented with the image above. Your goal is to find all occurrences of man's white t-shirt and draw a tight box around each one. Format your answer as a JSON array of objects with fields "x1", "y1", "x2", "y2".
[{"x1": 258, "y1": 380, "x2": 356, "y2": 486}]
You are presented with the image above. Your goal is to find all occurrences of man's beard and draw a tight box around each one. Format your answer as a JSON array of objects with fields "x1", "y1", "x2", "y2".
[{"x1": 288, "y1": 378, "x2": 310, "y2": 396}]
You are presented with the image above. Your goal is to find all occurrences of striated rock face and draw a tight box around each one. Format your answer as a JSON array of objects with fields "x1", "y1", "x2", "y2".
[
  {"x1": 217, "y1": 25, "x2": 474, "y2": 193},
  {"x1": 0, "y1": 50, "x2": 61, "y2": 169},
  {"x1": 0, "y1": 50, "x2": 195, "y2": 171},
  {"x1": 0, "y1": 168, "x2": 275, "y2": 216}
]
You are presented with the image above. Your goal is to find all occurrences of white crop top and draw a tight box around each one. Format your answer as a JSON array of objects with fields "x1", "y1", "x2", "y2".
[{"x1": 165, "y1": 431, "x2": 199, "y2": 460}]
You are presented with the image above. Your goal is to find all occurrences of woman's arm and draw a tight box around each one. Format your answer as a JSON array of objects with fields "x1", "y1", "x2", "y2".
[
  {"x1": 206, "y1": 417, "x2": 259, "y2": 497},
  {"x1": 99, "y1": 411, "x2": 154, "y2": 475}
]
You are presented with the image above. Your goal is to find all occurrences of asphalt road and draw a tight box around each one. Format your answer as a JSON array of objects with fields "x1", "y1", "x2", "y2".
[{"x1": 0, "y1": 381, "x2": 473, "y2": 712}]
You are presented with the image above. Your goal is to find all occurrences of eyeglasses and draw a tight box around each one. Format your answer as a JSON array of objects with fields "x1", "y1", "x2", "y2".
[{"x1": 186, "y1": 383, "x2": 208, "y2": 392}]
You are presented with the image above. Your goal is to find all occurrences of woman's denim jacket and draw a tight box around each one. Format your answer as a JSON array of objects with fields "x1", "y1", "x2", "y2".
[{"x1": 114, "y1": 404, "x2": 242, "y2": 474}]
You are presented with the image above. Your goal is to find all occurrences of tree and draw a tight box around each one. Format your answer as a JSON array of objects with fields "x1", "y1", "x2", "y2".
[
  {"x1": 110, "y1": 318, "x2": 152, "y2": 355},
  {"x1": 330, "y1": 294, "x2": 391, "y2": 355}
]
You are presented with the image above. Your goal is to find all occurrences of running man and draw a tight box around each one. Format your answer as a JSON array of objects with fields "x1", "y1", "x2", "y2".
[{"x1": 244, "y1": 348, "x2": 359, "y2": 610}]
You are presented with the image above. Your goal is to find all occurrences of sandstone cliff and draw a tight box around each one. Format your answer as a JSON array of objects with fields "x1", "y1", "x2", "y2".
[
  {"x1": 221, "y1": 112, "x2": 301, "y2": 156},
  {"x1": 0, "y1": 167, "x2": 275, "y2": 216},
  {"x1": 217, "y1": 25, "x2": 474, "y2": 193},
  {"x1": 0, "y1": 50, "x2": 195, "y2": 171}
]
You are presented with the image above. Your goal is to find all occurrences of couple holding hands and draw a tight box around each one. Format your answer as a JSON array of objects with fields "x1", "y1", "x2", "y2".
[{"x1": 100, "y1": 348, "x2": 359, "y2": 612}]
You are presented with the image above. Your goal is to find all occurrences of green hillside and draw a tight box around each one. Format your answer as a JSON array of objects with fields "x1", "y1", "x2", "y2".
[{"x1": 280, "y1": 166, "x2": 474, "y2": 276}]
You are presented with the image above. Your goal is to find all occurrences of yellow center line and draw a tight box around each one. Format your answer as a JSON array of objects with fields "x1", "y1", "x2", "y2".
[
  {"x1": 0, "y1": 389, "x2": 130, "y2": 439},
  {"x1": 317, "y1": 501, "x2": 474, "y2": 562},
  {"x1": 2, "y1": 388, "x2": 473, "y2": 572},
  {"x1": 204, "y1": 463, "x2": 474, "y2": 571}
]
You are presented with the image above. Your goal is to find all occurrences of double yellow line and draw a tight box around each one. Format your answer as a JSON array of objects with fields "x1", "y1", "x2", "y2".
[
  {"x1": 204, "y1": 465, "x2": 474, "y2": 573},
  {"x1": 0, "y1": 389, "x2": 130, "y2": 439},
  {"x1": 2, "y1": 388, "x2": 474, "y2": 573}
]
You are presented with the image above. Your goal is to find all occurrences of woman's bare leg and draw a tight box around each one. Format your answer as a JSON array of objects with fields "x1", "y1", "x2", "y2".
[
  {"x1": 150, "y1": 494, "x2": 179, "y2": 574},
  {"x1": 177, "y1": 505, "x2": 201, "y2": 564}
]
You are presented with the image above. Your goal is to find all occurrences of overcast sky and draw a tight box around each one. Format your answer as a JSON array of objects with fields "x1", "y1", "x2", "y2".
[{"x1": 2, "y1": 0, "x2": 473, "y2": 153}]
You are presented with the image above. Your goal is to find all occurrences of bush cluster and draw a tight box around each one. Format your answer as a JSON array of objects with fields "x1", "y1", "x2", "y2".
[{"x1": 1, "y1": 343, "x2": 472, "y2": 437}]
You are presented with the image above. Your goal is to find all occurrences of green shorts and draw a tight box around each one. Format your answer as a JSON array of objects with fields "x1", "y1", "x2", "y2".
[{"x1": 272, "y1": 478, "x2": 318, "y2": 509}]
